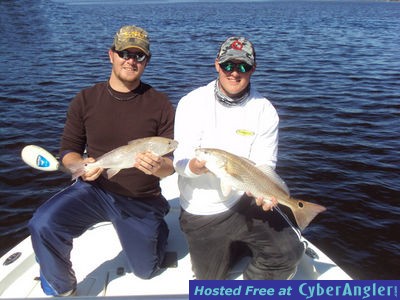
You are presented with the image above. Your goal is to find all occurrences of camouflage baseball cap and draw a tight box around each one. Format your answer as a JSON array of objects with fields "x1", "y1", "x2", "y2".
[
  {"x1": 112, "y1": 25, "x2": 150, "y2": 56},
  {"x1": 217, "y1": 37, "x2": 255, "y2": 66}
]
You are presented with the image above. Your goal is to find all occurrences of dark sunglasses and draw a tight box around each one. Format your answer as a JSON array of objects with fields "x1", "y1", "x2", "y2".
[
  {"x1": 220, "y1": 61, "x2": 253, "y2": 73},
  {"x1": 114, "y1": 50, "x2": 147, "y2": 62}
]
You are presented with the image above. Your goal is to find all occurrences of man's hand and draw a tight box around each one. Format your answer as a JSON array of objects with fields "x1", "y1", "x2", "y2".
[
  {"x1": 135, "y1": 151, "x2": 174, "y2": 178},
  {"x1": 135, "y1": 151, "x2": 163, "y2": 175},
  {"x1": 246, "y1": 191, "x2": 278, "y2": 211},
  {"x1": 189, "y1": 158, "x2": 208, "y2": 175},
  {"x1": 80, "y1": 157, "x2": 103, "y2": 181},
  {"x1": 63, "y1": 152, "x2": 103, "y2": 181}
]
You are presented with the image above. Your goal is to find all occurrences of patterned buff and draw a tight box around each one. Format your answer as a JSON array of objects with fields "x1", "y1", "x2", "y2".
[{"x1": 214, "y1": 80, "x2": 251, "y2": 107}]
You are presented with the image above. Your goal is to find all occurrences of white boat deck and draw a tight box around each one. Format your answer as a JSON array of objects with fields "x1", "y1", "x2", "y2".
[{"x1": 0, "y1": 174, "x2": 351, "y2": 299}]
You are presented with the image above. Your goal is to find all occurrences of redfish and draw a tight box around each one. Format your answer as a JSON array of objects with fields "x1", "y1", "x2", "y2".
[
  {"x1": 195, "y1": 148, "x2": 326, "y2": 230},
  {"x1": 70, "y1": 137, "x2": 178, "y2": 180}
]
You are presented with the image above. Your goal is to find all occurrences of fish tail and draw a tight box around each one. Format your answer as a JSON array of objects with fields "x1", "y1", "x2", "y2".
[{"x1": 290, "y1": 198, "x2": 327, "y2": 231}]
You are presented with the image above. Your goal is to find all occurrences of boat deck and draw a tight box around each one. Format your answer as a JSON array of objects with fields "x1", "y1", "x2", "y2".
[{"x1": 0, "y1": 174, "x2": 351, "y2": 298}]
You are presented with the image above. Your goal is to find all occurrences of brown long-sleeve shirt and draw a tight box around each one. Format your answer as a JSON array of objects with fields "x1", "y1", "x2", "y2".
[{"x1": 60, "y1": 81, "x2": 175, "y2": 198}]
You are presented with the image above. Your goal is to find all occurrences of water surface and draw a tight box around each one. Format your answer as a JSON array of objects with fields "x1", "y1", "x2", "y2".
[{"x1": 0, "y1": 0, "x2": 399, "y2": 279}]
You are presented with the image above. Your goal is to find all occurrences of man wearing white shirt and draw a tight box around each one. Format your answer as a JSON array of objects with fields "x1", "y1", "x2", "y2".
[{"x1": 173, "y1": 36, "x2": 304, "y2": 280}]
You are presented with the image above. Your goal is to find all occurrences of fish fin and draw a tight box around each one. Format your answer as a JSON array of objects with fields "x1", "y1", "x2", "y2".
[
  {"x1": 106, "y1": 168, "x2": 121, "y2": 179},
  {"x1": 290, "y1": 197, "x2": 327, "y2": 231},
  {"x1": 224, "y1": 160, "x2": 245, "y2": 179},
  {"x1": 220, "y1": 180, "x2": 232, "y2": 197},
  {"x1": 256, "y1": 164, "x2": 290, "y2": 196}
]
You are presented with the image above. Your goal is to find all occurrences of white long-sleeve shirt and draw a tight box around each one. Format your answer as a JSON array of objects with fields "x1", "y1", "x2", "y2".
[{"x1": 173, "y1": 80, "x2": 279, "y2": 215}]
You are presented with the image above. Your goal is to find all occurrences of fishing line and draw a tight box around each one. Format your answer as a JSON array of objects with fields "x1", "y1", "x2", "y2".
[{"x1": 274, "y1": 205, "x2": 303, "y2": 239}]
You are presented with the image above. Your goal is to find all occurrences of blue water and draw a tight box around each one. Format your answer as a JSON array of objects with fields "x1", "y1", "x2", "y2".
[{"x1": 1, "y1": 0, "x2": 399, "y2": 280}]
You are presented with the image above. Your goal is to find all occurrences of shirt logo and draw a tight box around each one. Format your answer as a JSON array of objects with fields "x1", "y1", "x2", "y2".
[{"x1": 236, "y1": 129, "x2": 255, "y2": 136}]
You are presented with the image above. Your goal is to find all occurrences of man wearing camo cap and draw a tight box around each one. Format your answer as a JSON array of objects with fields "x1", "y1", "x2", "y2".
[
  {"x1": 112, "y1": 25, "x2": 151, "y2": 57},
  {"x1": 29, "y1": 25, "x2": 175, "y2": 296},
  {"x1": 174, "y1": 36, "x2": 305, "y2": 279}
]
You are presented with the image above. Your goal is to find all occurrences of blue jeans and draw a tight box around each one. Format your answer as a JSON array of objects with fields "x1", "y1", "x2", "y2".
[{"x1": 28, "y1": 180, "x2": 169, "y2": 295}]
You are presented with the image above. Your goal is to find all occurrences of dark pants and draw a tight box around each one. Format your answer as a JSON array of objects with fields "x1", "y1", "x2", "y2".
[
  {"x1": 28, "y1": 180, "x2": 169, "y2": 295},
  {"x1": 180, "y1": 195, "x2": 305, "y2": 280}
]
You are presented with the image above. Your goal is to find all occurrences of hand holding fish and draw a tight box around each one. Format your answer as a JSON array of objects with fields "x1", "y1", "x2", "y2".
[
  {"x1": 80, "y1": 157, "x2": 103, "y2": 181},
  {"x1": 189, "y1": 158, "x2": 208, "y2": 175},
  {"x1": 247, "y1": 192, "x2": 278, "y2": 212},
  {"x1": 63, "y1": 152, "x2": 104, "y2": 182},
  {"x1": 259, "y1": 197, "x2": 278, "y2": 211},
  {"x1": 135, "y1": 151, "x2": 165, "y2": 176}
]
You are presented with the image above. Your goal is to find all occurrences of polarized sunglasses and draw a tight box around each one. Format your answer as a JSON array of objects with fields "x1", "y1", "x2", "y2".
[
  {"x1": 114, "y1": 50, "x2": 147, "y2": 62},
  {"x1": 220, "y1": 61, "x2": 253, "y2": 73}
]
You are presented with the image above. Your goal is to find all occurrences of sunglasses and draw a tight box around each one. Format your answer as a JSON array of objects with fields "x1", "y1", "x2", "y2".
[
  {"x1": 114, "y1": 50, "x2": 147, "y2": 62},
  {"x1": 220, "y1": 61, "x2": 253, "y2": 73}
]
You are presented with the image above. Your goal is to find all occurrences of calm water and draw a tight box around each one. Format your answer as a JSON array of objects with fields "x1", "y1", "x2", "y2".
[{"x1": 0, "y1": 0, "x2": 399, "y2": 280}]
